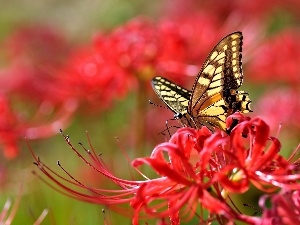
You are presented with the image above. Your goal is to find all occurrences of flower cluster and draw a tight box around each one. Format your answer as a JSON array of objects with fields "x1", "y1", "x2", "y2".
[
  {"x1": 1, "y1": 25, "x2": 71, "y2": 104},
  {"x1": 0, "y1": 25, "x2": 77, "y2": 158},
  {"x1": 57, "y1": 18, "x2": 169, "y2": 112},
  {"x1": 30, "y1": 114, "x2": 300, "y2": 224},
  {"x1": 0, "y1": 0, "x2": 298, "y2": 158},
  {"x1": 1, "y1": 0, "x2": 300, "y2": 224},
  {"x1": 0, "y1": 17, "x2": 238, "y2": 157},
  {"x1": 57, "y1": 16, "x2": 229, "y2": 112}
]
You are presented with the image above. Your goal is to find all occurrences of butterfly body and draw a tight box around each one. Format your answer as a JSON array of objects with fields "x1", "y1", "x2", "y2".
[{"x1": 151, "y1": 32, "x2": 252, "y2": 132}]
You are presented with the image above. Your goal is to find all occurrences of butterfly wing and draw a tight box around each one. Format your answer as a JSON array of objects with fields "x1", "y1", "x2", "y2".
[
  {"x1": 188, "y1": 31, "x2": 251, "y2": 131},
  {"x1": 151, "y1": 76, "x2": 191, "y2": 117}
]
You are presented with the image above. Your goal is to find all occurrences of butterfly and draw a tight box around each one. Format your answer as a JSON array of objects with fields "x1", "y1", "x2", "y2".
[{"x1": 151, "y1": 31, "x2": 252, "y2": 132}]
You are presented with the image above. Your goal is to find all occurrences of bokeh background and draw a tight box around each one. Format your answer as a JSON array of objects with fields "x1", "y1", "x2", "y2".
[{"x1": 0, "y1": 0, "x2": 299, "y2": 224}]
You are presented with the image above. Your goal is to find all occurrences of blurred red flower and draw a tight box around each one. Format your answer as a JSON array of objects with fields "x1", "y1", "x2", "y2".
[
  {"x1": 0, "y1": 25, "x2": 78, "y2": 157},
  {"x1": 0, "y1": 93, "x2": 76, "y2": 158},
  {"x1": 57, "y1": 16, "x2": 220, "y2": 113},
  {"x1": 259, "y1": 189, "x2": 300, "y2": 224},
  {"x1": 31, "y1": 114, "x2": 300, "y2": 224},
  {"x1": 0, "y1": 95, "x2": 22, "y2": 158},
  {"x1": 247, "y1": 29, "x2": 300, "y2": 85},
  {"x1": 163, "y1": 0, "x2": 298, "y2": 22},
  {"x1": 1, "y1": 25, "x2": 72, "y2": 104},
  {"x1": 92, "y1": 17, "x2": 191, "y2": 82},
  {"x1": 158, "y1": 6, "x2": 266, "y2": 82},
  {"x1": 57, "y1": 44, "x2": 135, "y2": 112},
  {"x1": 254, "y1": 88, "x2": 300, "y2": 132}
]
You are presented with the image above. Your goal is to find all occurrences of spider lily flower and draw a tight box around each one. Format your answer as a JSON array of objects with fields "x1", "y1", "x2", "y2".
[
  {"x1": 58, "y1": 16, "x2": 207, "y2": 111},
  {"x1": 254, "y1": 88, "x2": 300, "y2": 133},
  {"x1": 219, "y1": 113, "x2": 300, "y2": 194},
  {"x1": 56, "y1": 44, "x2": 134, "y2": 112},
  {"x1": 0, "y1": 95, "x2": 22, "y2": 158},
  {"x1": 164, "y1": 0, "x2": 299, "y2": 22},
  {"x1": 55, "y1": 18, "x2": 165, "y2": 113},
  {"x1": 0, "y1": 25, "x2": 77, "y2": 158},
  {"x1": 247, "y1": 29, "x2": 300, "y2": 85},
  {"x1": 259, "y1": 189, "x2": 300, "y2": 224},
  {"x1": 30, "y1": 114, "x2": 300, "y2": 224},
  {"x1": 211, "y1": 0, "x2": 276, "y2": 18},
  {"x1": 91, "y1": 17, "x2": 191, "y2": 83},
  {"x1": 0, "y1": 92, "x2": 76, "y2": 158},
  {"x1": 1, "y1": 25, "x2": 72, "y2": 104},
  {"x1": 130, "y1": 127, "x2": 242, "y2": 224},
  {"x1": 132, "y1": 113, "x2": 300, "y2": 223}
]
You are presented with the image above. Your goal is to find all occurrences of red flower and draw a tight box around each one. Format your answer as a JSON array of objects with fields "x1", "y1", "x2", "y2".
[
  {"x1": 30, "y1": 114, "x2": 300, "y2": 224},
  {"x1": 1, "y1": 25, "x2": 72, "y2": 104},
  {"x1": 0, "y1": 95, "x2": 24, "y2": 158},
  {"x1": 259, "y1": 189, "x2": 300, "y2": 224},
  {"x1": 218, "y1": 114, "x2": 296, "y2": 193},
  {"x1": 132, "y1": 113, "x2": 300, "y2": 223},
  {"x1": 0, "y1": 92, "x2": 77, "y2": 158},
  {"x1": 131, "y1": 127, "x2": 240, "y2": 224},
  {"x1": 57, "y1": 44, "x2": 135, "y2": 112},
  {"x1": 92, "y1": 17, "x2": 190, "y2": 82},
  {"x1": 158, "y1": 14, "x2": 220, "y2": 66},
  {"x1": 246, "y1": 29, "x2": 300, "y2": 85},
  {"x1": 57, "y1": 18, "x2": 160, "y2": 112},
  {"x1": 154, "y1": 12, "x2": 265, "y2": 82},
  {"x1": 57, "y1": 17, "x2": 204, "y2": 113},
  {"x1": 163, "y1": 0, "x2": 291, "y2": 22},
  {"x1": 60, "y1": 16, "x2": 229, "y2": 98},
  {"x1": 0, "y1": 25, "x2": 78, "y2": 155},
  {"x1": 254, "y1": 88, "x2": 300, "y2": 132}
]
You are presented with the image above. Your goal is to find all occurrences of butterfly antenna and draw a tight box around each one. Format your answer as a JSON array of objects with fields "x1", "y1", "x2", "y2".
[
  {"x1": 149, "y1": 100, "x2": 169, "y2": 110},
  {"x1": 243, "y1": 203, "x2": 263, "y2": 215},
  {"x1": 165, "y1": 119, "x2": 172, "y2": 137},
  {"x1": 158, "y1": 118, "x2": 181, "y2": 137}
]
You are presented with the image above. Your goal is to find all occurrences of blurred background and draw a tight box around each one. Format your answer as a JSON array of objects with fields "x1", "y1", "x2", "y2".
[{"x1": 0, "y1": 0, "x2": 299, "y2": 224}]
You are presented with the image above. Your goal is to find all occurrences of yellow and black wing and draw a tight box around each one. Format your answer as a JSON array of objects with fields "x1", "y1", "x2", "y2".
[
  {"x1": 151, "y1": 32, "x2": 252, "y2": 132},
  {"x1": 151, "y1": 76, "x2": 191, "y2": 118},
  {"x1": 188, "y1": 31, "x2": 251, "y2": 131}
]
